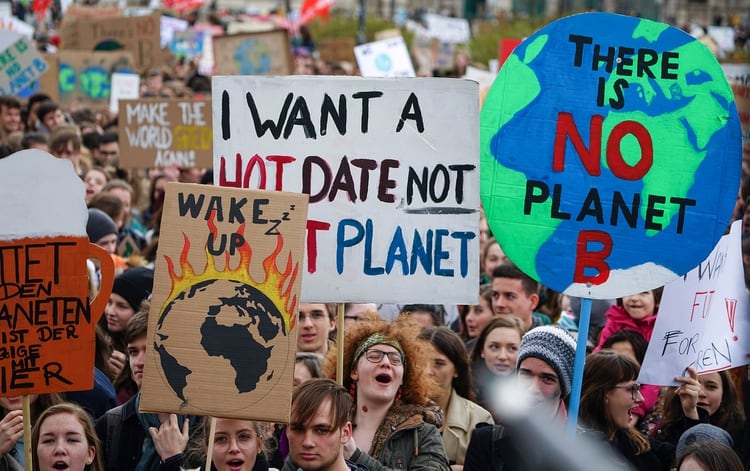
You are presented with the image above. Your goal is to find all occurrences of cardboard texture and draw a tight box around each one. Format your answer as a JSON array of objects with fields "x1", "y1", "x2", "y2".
[
  {"x1": 58, "y1": 50, "x2": 136, "y2": 109},
  {"x1": 213, "y1": 30, "x2": 292, "y2": 76},
  {"x1": 139, "y1": 182, "x2": 308, "y2": 421},
  {"x1": 479, "y1": 12, "x2": 741, "y2": 299},
  {"x1": 0, "y1": 150, "x2": 114, "y2": 396},
  {"x1": 316, "y1": 38, "x2": 356, "y2": 64},
  {"x1": 36, "y1": 53, "x2": 59, "y2": 101},
  {"x1": 213, "y1": 76, "x2": 480, "y2": 304},
  {"x1": 0, "y1": 31, "x2": 48, "y2": 96},
  {"x1": 59, "y1": 12, "x2": 160, "y2": 72},
  {"x1": 118, "y1": 98, "x2": 212, "y2": 168}
]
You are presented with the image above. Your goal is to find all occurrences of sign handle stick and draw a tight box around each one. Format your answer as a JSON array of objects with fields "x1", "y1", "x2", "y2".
[
  {"x1": 336, "y1": 303, "x2": 345, "y2": 385},
  {"x1": 23, "y1": 395, "x2": 31, "y2": 471},
  {"x1": 566, "y1": 297, "x2": 592, "y2": 437},
  {"x1": 205, "y1": 416, "x2": 217, "y2": 470}
]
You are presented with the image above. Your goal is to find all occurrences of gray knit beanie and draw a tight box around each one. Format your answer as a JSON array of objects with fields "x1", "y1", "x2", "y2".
[
  {"x1": 516, "y1": 325, "x2": 576, "y2": 399},
  {"x1": 86, "y1": 208, "x2": 118, "y2": 243},
  {"x1": 676, "y1": 424, "x2": 734, "y2": 458}
]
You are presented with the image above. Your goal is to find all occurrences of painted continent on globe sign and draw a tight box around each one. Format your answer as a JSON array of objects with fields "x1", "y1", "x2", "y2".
[{"x1": 480, "y1": 12, "x2": 741, "y2": 299}]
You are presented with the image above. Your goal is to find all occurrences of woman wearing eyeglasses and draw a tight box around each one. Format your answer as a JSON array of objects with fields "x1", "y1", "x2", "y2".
[
  {"x1": 323, "y1": 317, "x2": 451, "y2": 470},
  {"x1": 578, "y1": 350, "x2": 706, "y2": 471}
]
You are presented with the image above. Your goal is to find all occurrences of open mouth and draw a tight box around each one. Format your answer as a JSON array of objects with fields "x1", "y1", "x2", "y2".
[
  {"x1": 375, "y1": 374, "x2": 392, "y2": 384},
  {"x1": 52, "y1": 462, "x2": 69, "y2": 470},
  {"x1": 227, "y1": 458, "x2": 244, "y2": 469}
]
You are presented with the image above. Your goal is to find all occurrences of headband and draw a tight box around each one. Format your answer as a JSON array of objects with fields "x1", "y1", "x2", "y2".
[{"x1": 352, "y1": 333, "x2": 405, "y2": 365}]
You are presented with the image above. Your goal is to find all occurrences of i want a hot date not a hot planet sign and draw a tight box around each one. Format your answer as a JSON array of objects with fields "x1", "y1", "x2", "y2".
[{"x1": 481, "y1": 12, "x2": 741, "y2": 299}]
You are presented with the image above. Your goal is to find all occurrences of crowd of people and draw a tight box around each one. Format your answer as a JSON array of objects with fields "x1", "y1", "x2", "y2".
[{"x1": 0, "y1": 8, "x2": 749, "y2": 471}]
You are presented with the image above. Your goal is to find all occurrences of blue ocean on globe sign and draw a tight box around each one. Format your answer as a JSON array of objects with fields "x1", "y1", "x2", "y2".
[
  {"x1": 234, "y1": 39, "x2": 273, "y2": 75},
  {"x1": 480, "y1": 13, "x2": 741, "y2": 299}
]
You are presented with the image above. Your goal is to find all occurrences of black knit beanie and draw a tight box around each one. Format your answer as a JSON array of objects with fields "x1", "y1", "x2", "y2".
[{"x1": 112, "y1": 267, "x2": 154, "y2": 311}]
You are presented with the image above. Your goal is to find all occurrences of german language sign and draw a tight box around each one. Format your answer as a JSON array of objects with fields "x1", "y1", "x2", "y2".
[
  {"x1": 638, "y1": 220, "x2": 748, "y2": 385},
  {"x1": 481, "y1": 12, "x2": 741, "y2": 299},
  {"x1": 213, "y1": 76, "x2": 479, "y2": 303},
  {"x1": 0, "y1": 150, "x2": 114, "y2": 396},
  {"x1": 139, "y1": 182, "x2": 308, "y2": 422},
  {"x1": 0, "y1": 30, "x2": 48, "y2": 97},
  {"x1": 119, "y1": 98, "x2": 212, "y2": 168}
]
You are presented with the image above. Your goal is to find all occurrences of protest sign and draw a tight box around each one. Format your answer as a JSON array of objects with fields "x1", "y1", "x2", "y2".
[
  {"x1": 638, "y1": 220, "x2": 748, "y2": 385},
  {"x1": 58, "y1": 51, "x2": 136, "y2": 109},
  {"x1": 354, "y1": 36, "x2": 415, "y2": 77},
  {"x1": 139, "y1": 182, "x2": 308, "y2": 421},
  {"x1": 59, "y1": 11, "x2": 160, "y2": 72},
  {"x1": 109, "y1": 72, "x2": 139, "y2": 113},
  {"x1": 213, "y1": 76, "x2": 480, "y2": 303},
  {"x1": 160, "y1": 15, "x2": 189, "y2": 48},
  {"x1": 423, "y1": 13, "x2": 471, "y2": 44},
  {"x1": 119, "y1": 98, "x2": 212, "y2": 168},
  {"x1": 0, "y1": 30, "x2": 48, "y2": 97},
  {"x1": 463, "y1": 65, "x2": 496, "y2": 107},
  {"x1": 0, "y1": 150, "x2": 114, "y2": 396},
  {"x1": 722, "y1": 63, "x2": 750, "y2": 163},
  {"x1": 213, "y1": 30, "x2": 292, "y2": 76},
  {"x1": 481, "y1": 13, "x2": 741, "y2": 299},
  {"x1": 170, "y1": 30, "x2": 204, "y2": 58},
  {"x1": 14, "y1": 52, "x2": 58, "y2": 100},
  {"x1": 0, "y1": 16, "x2": 34, "y2": 38},
  {"x1": 316, "y1": 37, "x2": 356, "y2": 64}
]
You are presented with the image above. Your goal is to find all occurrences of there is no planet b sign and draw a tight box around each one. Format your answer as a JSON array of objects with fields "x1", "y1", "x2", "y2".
[{"x1": 481, "y1": 12, "x2": 741, "y2": 299}]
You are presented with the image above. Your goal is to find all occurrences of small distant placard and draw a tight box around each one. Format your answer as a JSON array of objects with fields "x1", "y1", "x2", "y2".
[
  {"x1": 109, "y1": 73, "x2": 140, "y2": 113},
  {"x1": 0, "y1": 31, "x2": 48, "y2": 97},
  {"x1": 119, "y1": 98, "x2": 212, "y2": 169},
  {"x1": 354, "y1": 36, "x2": 415, "y2": 78},
  {"x1": 424, "y1": 13, "x2": 471, "y2": 44},
  {"x1": 213, "y1": 30, "x2": 292, "y2": 76}
]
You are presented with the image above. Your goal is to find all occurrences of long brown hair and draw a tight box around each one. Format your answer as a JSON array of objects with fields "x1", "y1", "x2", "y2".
[
  {"x1": 323, "y1": 317, "x2": 436, "y2": 406},
  {"x1": 32, "y1": 402, "x2": 104, "y2": 471},
  {"x1": 579, "y1": 350, "x2": 650, "y2": 455},
  {"x1": 418, "y1": 326, "x2": 475, "y2": 401}
]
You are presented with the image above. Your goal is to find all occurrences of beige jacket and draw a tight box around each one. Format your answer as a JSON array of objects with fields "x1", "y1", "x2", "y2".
[{"x1": 441, "y1": 389, "x2": 494, "y2": 465}]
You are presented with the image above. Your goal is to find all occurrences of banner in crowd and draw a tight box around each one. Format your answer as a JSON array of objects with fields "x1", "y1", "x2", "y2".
[
  {"x1": 119, "y1": 98, "x2": 212, "y2": 168},
  {"x1": 213, "y1": 76, "x2": 480, "y2": 303},
  {"x1": 139, "y1": 182, "x2": 308, "y2": 421},
  {"x1": 354, "y1": 36, "x2": 416, "y2": 78},
  {"x1": 639, "y1": 220, "x2": 749, "y2": 385},
  {"x1": 212, "y1": 30, "x2": 292, "y2": 76},
  {"x1": 59, "y1": 12, "x2": 160, "y2": 72},
  {"x1": 58, "y1": 51, "x2": 136, "y2": 109},
  {"x1": 0, "y1": 150, "x2": 114, "y2": 396},
  {"x1": 480, "y1": 13, "x2": 741, "y2": 299},
  {"x1": 0, "y1": 30, "x2": 48, "y2": 97}
]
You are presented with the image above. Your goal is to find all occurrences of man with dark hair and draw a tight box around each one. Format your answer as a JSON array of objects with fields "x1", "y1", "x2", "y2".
[
  {"x1": 0, "y1": 97, "x2": 22, "y2": 142},
  {"x1": 284, "y1": 378, "x2": 366, "y2": 471},
  {"x1": 98, "y1": 131, "x2": 120, "y2": 166},
  {"x1": 20, "y1": 132, "x2": 48, "y2": 151},
  {"x1": 36, "y1": 100, "x2": 66, "y2": 134},
  {"x1": 491, "y1": 263, "x2": 550, "y2": 330}
]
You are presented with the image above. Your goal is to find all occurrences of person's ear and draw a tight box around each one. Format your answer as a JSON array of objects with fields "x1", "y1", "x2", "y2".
[
  {"x1": 350, "y1": 368, "x2": 358, "y2": 381},
  {"x1": 341, "y1": 421, "x2": 353, "y2": 443},
  {"x1": 529, "y1": 293, "x2": 539, "y2": 311}
]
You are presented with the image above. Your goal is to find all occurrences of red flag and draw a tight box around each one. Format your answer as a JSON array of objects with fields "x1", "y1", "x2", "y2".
[
  {"x1": 299, "y1": 0, "x2": 334, "y2": 25},
  {"x1": 32, "y1": 0, "x2": 51, "y2": 22}
]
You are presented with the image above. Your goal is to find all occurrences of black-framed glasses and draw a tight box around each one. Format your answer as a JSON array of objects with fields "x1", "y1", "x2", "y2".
[
  {"x1": 613, "y1": 383, "x2": 642, "y2": 400},
  {"x1": 364, "y1": 349, "x2": 404, "y2": 366}
]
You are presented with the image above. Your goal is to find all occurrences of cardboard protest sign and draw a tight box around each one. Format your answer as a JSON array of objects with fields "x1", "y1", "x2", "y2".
[
  {"x1": 481, "y1": 13, "x2": 741, "y2": 299},
  {"x1": 212, "y1": 30, "x2": 292, "y2": 76},
  {"x1": 14, "y1": 52, "x2": 58, "y2": 100},
  {"x1": 58, "y1": 51, "x2": 136, "y2": 109},
  {"x1": 0, "y1": 150, "x2": 114, "y2": 396},
  {"x1": 59, "y1": 12, "x2": 160, "y2": 72},
  {"x1": 638, "y1": 220, "x2": 749, "y2": 385},
  {"x1": 0, "y1": 30, "x2": 48, "y2": 97},
  {"x1": 354, "y1": 36, "x2": 415, "y2": 77},
  {"x1": 139, "y1": 182, "x2": 308, "y2": 420},
  {"x1": 213, "y1": 76, "x2": 480, "y2": 303},
  {"x1": 316, "y1": 37, "x2": 356, "y2": 64},
  {"x1": 119, "y1": 98, "x2": 212, "y2": 168},
  {"x1": 722, "y1": 63, "x2": 750, "y2": 163}
]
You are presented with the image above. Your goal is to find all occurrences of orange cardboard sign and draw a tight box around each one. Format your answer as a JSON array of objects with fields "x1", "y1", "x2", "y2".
[{"x1": 140, "y1": 182, "x2": 308, "y2": 421}]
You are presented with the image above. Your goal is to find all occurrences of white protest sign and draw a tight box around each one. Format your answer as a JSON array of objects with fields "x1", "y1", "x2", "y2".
[
  {"x1": 638, "y1": 220, "x2": 749, "y2": 386},
  {"x1": 160, "y1": 15, "x2": 189, "y2": 48},
  {"x1": 213, "y1": 76, "x2": 480, "y2": 303},
  {"x1": 0, "y1": 30, "x2": 48, "y2": 96},
  {"x1": 0, "y1": 16, "x2": 34, "y2": 38},
  {"x1": 354, "y1": 37, "x2": 415, "y2": 78},
  {"x1": 110, "y1": 73, "x2": 140, "y2": 113},
  {"x1": 707, "y1": 26, "x2": 735, "y2": 53},
  {"x1": 424, "y1": 13, "x2": 471, "y2": 44}
]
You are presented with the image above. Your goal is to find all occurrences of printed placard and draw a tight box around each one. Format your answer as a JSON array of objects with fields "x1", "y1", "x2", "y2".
[
  {"x1": 213, "y1": 76, "x2": 480, "y2": 303},
  {"x1": 213, "y1": 30, "x2": 292, "y2": 76},
  {"x1": 59, "y1": 12, "x2": 160, "y2": 72},
  {"x1": 119, "y1": 98, "x2": 212, "y2": 168},
  {"x1": 480, "y1": 13, "x2": 741, "y2": 299},
  {"x1": 0, "y1": 150, "x2": 114, "y2": 396},
  {"x1": 109, "y1": 72, "x2": 140, "y2": 113},
  {"x1": 58, "y1": 51, "x2": 136, "y2": 109},
  {"x1": 354, "y1": 36, "x2": 415, "y2": 77},
  {"x1": 0, "y1": 31, "x2": 48, "y2": 97},
  {"x1": 139, "y1": 182, "x2": 308, "y2": 421},
  {"x1": 638, "y1": 221, "x2": 749, "y2": 385}
]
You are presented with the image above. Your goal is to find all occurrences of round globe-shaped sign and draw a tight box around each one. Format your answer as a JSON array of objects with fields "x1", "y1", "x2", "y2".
[{"x1": 481, "y1": 12, "x2": 741, "y2": 299}]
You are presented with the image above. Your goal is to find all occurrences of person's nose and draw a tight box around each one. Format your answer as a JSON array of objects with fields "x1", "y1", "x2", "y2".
[
  {"x1": 228, "y1": 437, "x2": 240, "y2": 454},
  {"x1": 300, "y1": 314, "x2": 313, "y2": 327}
]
